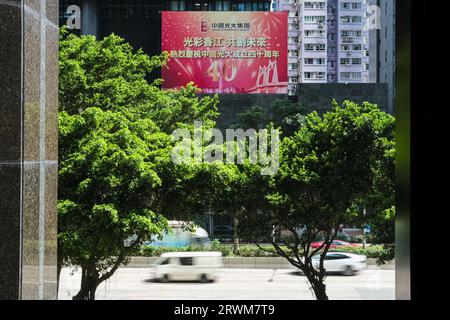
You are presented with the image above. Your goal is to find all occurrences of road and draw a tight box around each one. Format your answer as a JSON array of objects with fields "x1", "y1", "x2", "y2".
[{"x1": 58, "y1": 267, "x2": 394, "y2": 300}]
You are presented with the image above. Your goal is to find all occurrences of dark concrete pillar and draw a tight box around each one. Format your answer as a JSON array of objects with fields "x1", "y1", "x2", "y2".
[
  {"x1": 0, "y1": 0, "x2": 58, "y2": 300},
  {"x1": 81, "y1": 0, "x2": 98, "y2": 37}
]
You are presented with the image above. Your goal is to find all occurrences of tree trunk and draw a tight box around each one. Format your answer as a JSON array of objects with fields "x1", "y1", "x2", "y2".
[
  {"x1": 303, "y1": 259, "x2": 328, "y2": 300},
  {"x1": 56, "y1": 254, "x2": 62, "y2": 297},
  {"x1": 306, "y1": 273, "x2": 328, "y2": 300},
  {"x1": 73, "y1": 266, "x2": 99, "y2": 300},
  {"x1": 233, "y1": 216, "x2": 239, "y2": 254}
]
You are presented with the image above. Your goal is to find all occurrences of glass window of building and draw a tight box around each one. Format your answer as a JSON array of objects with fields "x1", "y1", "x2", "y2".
[{"x1": 216, "y1": 0, "x2": 231, "y2": 11}]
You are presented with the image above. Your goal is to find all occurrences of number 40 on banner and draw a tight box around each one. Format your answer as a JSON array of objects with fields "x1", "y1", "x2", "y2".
[{"x1": 206, "y1": 61, "x2": 237, "y2": 82}]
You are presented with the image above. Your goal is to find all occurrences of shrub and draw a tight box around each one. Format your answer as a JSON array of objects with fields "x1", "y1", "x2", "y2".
[
  {"x1": 138, "y1": 243, "x2": 393, "y2": 262},
  {"x1": 211, "y1": 240, "x2": 233, "y2": 256},
  {"x1": 331, "y1": 244, "x2": 394, "y2": 264}
]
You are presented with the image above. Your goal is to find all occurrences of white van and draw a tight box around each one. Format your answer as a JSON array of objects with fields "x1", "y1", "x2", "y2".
[{"x1": 151, "y1": 252, "x2": 223, "y2": 283}]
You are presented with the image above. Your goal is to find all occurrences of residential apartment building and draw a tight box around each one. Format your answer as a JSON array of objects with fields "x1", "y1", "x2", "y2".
[
  {"x1": 273, "y1": 0, "x2": 395, "y2": 113},
  {"x1": 273, "y1": 0, "x2": 371, "y2": 95}
]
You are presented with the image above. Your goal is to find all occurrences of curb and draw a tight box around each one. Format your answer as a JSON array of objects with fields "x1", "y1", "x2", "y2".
[{"x1": 123, "y1": 256, "x2": 395, "y2": 270}]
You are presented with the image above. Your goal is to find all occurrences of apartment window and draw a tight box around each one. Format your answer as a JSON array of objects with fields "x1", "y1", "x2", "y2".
[
  {"x1": 305, "y1": 43, "x2": 326, "y2": 51},
  {"x1": 341, "y1": 2, "x2": 350, "y2": 9},
  {"x1": 304, "y1": 1, "x2": 326, "y2": 10},
  {"x1": 305, "y1": 30, "x2": 325, "y2": 37},
  {"x1": 341, "y1": 30, "x2": 361, "y2": 37},
  {"x1": 341, "y1": 2, "x2": 362, "y2": 10},
  {"x1": 340, "y1": 15, "x2": 362, "y2": 23},
  {"x1": 305, "y1": 58, "x2": 325, "y2": 65},
  {"x1": 340, "y1": 58, "x2": 350, "y2": 65},
  {"x1": 341, "y1": 72, "x2": 362, "y2": 79},
  {"x1": 352, "y1": 58, "x2": 362, "y2": 64},
  {"x1": 304, "y1": 72, "x2": 325, "y2": 79},
  {"x1": 304, "y1": 15, "x2": 326, "y2": 23}
]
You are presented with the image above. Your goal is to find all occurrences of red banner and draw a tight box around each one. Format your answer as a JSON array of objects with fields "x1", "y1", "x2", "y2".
[{"x1": 161, "y1": 11, "x2": 288, "y2": 94}]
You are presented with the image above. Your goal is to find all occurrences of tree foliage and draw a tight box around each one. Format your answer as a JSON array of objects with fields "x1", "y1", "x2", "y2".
[
  {"x1": 58, "y1": 28, "x2": 219, "y2": 299},
  {"x1": 237, "y1": 100, "x2": 395, "y2": 300}
]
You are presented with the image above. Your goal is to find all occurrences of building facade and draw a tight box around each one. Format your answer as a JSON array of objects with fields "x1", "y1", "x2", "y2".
[
  {"x1": 273, "y1": 0, "x2": 395, "y2": 113},
  {"x1": 59, "y1": 0, "x2": 272, "y2": 52},
  {"x1": 59, "y1": 0, "x2": 394, "y2": 112},
  {"x1": 272, "y1": 0, "x2": 371, "y2": 95}
]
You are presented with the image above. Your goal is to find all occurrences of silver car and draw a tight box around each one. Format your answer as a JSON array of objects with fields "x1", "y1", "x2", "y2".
[{"x1": 312, "y1": 252, "x2": 367, "y2": 275}]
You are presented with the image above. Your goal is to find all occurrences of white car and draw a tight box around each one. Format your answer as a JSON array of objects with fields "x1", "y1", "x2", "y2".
[
  {"x1": 312, "y1": 252, "x2": 367, "y2": 275},
  {"x1": 151, "y1": 252, "x2": 223, "y2": 283}
]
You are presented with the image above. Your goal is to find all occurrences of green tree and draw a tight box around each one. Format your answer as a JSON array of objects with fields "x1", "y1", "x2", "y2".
[
  {"x1": 58, "y1": 108, "x2": 170, "y2": 300},
  {"x1": 344, "y1": 104, "x2": 395, "y2": 261},
  {"x1": 238, "y1": 101, "x2": 395, "y2": 300},
  {"x1": 58, "y1": 29, "x2": 219, "y2": 300}
]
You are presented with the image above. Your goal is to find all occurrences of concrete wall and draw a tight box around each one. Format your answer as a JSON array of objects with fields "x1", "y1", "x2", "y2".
[
  {"x1": 125, "y1": 256, "x2": 395, "y2": 270},
  {"x1": 297, "y1": 83, "x2": 389, "y2": 114},
  {"x1": 201, "y1": 83, "x2": 389, "y2": 131},
  {"x1": 201, "y1": 93, "x2": 288, "y2": 129}
]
